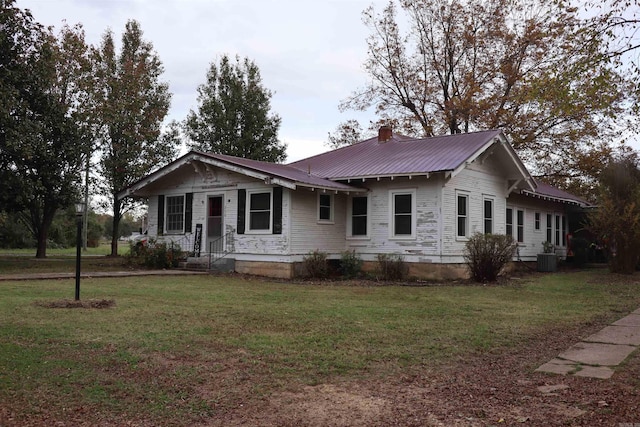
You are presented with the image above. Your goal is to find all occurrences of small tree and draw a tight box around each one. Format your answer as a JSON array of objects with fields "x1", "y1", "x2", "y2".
[
  {"x1": 464, "y1": 233, "x2": 517, "y2": 282},
  {"x1": 588, "y1": 154, "x2": 640, "y2": 273}
]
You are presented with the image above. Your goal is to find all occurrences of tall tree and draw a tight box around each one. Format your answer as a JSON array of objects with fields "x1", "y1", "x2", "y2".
[
  {"x1": 91, "y1": 20, "x2": 178, "y2": 256},
  {"x1": 341, "y1": 0, "x2": 635, "y2": 191},
  {"x1": 184, "y1": 54, "x2": 286, "y2": 162},
  {"x1": 0, "y1": 1, "x2": 89, "y2": 257}
]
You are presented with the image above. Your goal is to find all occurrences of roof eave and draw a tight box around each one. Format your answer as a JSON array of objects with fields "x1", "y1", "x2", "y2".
[{"x1": 520, "y1": 189, "x2": 589, "y2": 207}]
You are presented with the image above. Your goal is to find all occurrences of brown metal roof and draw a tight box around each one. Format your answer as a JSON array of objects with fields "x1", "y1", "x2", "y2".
[
  {"x1": 523, "y1": 181, "x2": 591, "y2": 207},
  {"x1": 288, "y1": 130, "x2": 503, "y2": 179},
  {"x1": 192, "y1": 151, "x2": 363, "y2": 192}
]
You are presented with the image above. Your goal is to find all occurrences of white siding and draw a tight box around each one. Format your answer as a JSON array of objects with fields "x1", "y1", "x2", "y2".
[
  {"x1": 289, "y1": 190, "x2": 348, "y2": 256},
  {"x1": 233, "y1": 183, "x2": 290, "y2": 257},
  {"x1": 441, "y1": 158, "x2": 509, "y2": 262},
  {"x1": 506, "y1": 193, "x2": 570, "y2": 260},
  {"x1": 343, "y1": 176, "x2": 441, "y2": 262},
  {"x1": 146, "y1": 165, "x2": 292, "y2": 256}
]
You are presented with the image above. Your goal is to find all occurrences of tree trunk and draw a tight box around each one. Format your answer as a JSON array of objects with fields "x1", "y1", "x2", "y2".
[
  {"x1": 111, "y1": 196, "x2": 121, "y2": 257},
  {"x1": 34, "y1": 209, "x2": 56, "y2": 259}
]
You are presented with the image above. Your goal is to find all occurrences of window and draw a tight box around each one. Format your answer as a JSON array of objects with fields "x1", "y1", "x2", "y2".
[
  {"x1": 249, "y1": 190, "x2": 271, "y2": 231},
  {"x1": 318, "y1": 193, "x2": 333, "y2": 222},
  {"x1": 555, "y1": 214, "x2": 561, "y2": 246},
  {"x1": 506, "y1": 208, "x2": 513, "y2": 237},
  {"x1": 484, "y1": 198, "x2": 493, "y2": 234},
  {"x1": 351, "y1": 196, "x2": 368, "y2": 237},
  {"x1": 391, "y1": 190, "x2": 415, "y2": 237},
  {"x1": 535, "y1": 212, "x2": 541, "y2": 230},
  {"x1": 561, "y1": 215, "x2": 567, "y2": 246},
  {"x1": 546, "y1": 214, "x2": 552, "y2": 243},
  {"x1": 457, "y1": 193, "x2": 468, "y2": 238},
  {"x1": 166, "y1": 195, "x2": 185, "y2": 233},
  {"x1": 516, "y1": 209, "x2": 524, "y2": 243}
]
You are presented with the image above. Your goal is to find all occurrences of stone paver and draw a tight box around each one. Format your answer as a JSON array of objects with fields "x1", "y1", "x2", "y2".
[
  {"x1": 613, "y1": 314, "x2": 640, "y2": 327},
  {"x1": 584, "y1": 325, "x2": 640, "y2": 346},
  {"x1": 537, "y1": 308, "x2": 640, "y2": 379},
  {"x1": 558, "y1": 342, "x2": 636, "y2": 366},
  {"x1": 573, "y1": 365, "x2": 614, "y2": 379}
]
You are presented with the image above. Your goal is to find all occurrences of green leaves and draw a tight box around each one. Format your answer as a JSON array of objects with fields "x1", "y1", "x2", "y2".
[
  {"x1": 0, "y1": 0, "x2": 88, "y2": 257},
  {"x1": 90, "y1": 20, "x2": 178, "y2": 255},
  {"x1": 343, "y1": 0, "x2": 637, "y2": 198},
  {"x1": 184, "y1": 54, "x2": 286, "y2": 163}
]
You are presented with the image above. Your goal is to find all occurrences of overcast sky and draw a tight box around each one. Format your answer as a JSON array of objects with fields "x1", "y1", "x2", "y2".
[{"x1": 16, "y1": 0, "x2": 388, "y2": 162}]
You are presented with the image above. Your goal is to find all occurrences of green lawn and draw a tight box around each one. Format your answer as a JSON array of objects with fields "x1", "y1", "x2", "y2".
[
  {"x1": 0, "y1": 242, "x2": 129, "y2": 257},
  {"x1": 1, "y1": 270, "x2": 639, "y2": 425},
  {"x1": 0, "y1": 244, "x2": 131, "y2": 274}
]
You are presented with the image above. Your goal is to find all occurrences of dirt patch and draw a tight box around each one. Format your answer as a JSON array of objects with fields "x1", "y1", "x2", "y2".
[
  {"x1": 194, "y1": 321, "x2": 640, "y2": 427},
  {"x1": 34, "y1": 299, "x2": 116, "y2": 309}
]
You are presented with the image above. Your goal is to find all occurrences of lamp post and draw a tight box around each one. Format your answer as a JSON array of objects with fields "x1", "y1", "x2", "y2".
[{"x1": 75, "y1": 202, "x2": 86, "y2": 301}]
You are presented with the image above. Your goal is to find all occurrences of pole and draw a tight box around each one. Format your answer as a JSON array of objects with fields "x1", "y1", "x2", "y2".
[{"x1": 75, "y1": 215, "x2": 82, "y2": 301}]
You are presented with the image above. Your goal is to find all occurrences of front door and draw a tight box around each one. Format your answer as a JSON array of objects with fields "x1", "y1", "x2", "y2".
[{"x1": 207, "y1": 196, "x2": 223, "y2": 254}]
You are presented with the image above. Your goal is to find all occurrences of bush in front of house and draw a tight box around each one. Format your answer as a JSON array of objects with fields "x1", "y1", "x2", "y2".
[
  {"x1": 571, "y1": 237, "x2": 590, "y2": 267},
  {"x1": 339, "y1": 250, "x2": 363, "y2": 278},
  {"x1": 127, "y1": 239, "x2": 183, "y2": 269},
  {"x1": 463, "y1": 233, "x2": 517, "y2": 282},
  {"x1": 376, "y1": 253, "x2": 408, "y2": 281},
  {"x1": 303, "y1": 250, "x2": 329, "y2": 278}
]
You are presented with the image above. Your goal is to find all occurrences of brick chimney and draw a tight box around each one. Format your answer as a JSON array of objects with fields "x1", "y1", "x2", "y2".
[{"x1": 378, "y1": 125, "x2": 392, "y2": 143}]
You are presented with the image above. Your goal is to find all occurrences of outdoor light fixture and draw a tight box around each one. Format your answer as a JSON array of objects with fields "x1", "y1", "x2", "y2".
[{"x1": 75, "y1": 202, "x2": 86, "y2": 301}]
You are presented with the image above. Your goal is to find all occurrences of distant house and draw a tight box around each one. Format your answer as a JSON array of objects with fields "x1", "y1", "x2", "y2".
[{"x1": 117, "y1": 127, "x2": 590, "y2": 279}]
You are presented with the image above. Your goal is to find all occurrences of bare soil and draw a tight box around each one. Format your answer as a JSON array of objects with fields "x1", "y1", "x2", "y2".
[{"x1": 193, "y1": 321, "x2": 640, "y2": 426}]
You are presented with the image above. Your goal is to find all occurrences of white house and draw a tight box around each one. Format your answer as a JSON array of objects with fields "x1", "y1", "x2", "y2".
[{"x1": 117, "y1": 127, "x2": 590, "y2": 279}]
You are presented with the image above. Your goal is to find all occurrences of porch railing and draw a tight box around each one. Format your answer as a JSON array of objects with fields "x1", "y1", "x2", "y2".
[{"x1": 208, "y1": 230, "x2": 235, "y2": 269}]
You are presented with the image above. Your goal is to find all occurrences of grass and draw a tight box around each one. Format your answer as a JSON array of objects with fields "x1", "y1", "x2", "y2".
[
  {"x1": 0, "y1": 244, "x2": 131, "y2": 274},
  {"x1": 1, "y1": 270, "x2": 639, "y2": 425},
  {"x1": 0, "y1": 242, "x2": 129, "y2": 257}
]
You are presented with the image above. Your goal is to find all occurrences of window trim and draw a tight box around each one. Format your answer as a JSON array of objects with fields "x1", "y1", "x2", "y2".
[
  {"x1": 165, "y1": 194, "x2": 185, "y2": 234},
  {"x1": 317, "y1": 193, "x2": 334, "y2": 224},
  {"x1": 483, "y1": 196, "x2": 494, "y2": 234},
  {"x1": 246, "y1": 188, "x2": 273, "y2": 234},
  {"x1": 389, "y1": 189, "x2": 416, "y2": 239},
  {"x1": 456, "y1": 191, "x2": 469, "y2": 240},
  {"x1": 347, "y1": 194, "x2": 370, "y2": 239}
]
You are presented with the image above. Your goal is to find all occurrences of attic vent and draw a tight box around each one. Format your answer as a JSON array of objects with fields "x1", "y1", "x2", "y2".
[{"x1": 378, "y1": 125, "x2": 392, "y2": 143}]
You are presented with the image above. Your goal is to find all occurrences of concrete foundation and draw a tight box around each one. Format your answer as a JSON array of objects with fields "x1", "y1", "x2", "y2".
[{"x1": 235, "y1": 260, "x2": 294, "y2": 279}]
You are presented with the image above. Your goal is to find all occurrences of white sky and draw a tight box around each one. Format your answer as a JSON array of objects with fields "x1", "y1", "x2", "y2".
[{"x1": 16, "y1": 0, "x2": 387, "y2": 162}]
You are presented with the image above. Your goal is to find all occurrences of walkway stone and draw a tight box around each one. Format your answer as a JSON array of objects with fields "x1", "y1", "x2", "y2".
[{"x1": 536, "y1": 308, "x2": 640, "y2": 379}]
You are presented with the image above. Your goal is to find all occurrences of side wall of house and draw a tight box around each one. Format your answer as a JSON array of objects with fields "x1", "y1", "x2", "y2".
[
  {"x1": 441, "y1": 157, "x2": 510, "y2": 263},
  {"x1": 505, "y1": 193, "x2": 571, "y2": 260},
  {"x1": 343, "y1": 176, "x2": 442, "y2": 262},
  {"x1": 289, "y1": 190, "x2": 348, "y2": 256}
]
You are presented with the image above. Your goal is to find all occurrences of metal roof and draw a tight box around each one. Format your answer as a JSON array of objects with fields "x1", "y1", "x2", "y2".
[
  {"x1": 195, "y1": 152, "x2": 363, "y2": 192},
  {"x1": 288, "y1": 130, "x2": 504, "y2": 179},
  {"x1": 522, "y1": 181, "x2": 592, "y2": 207}
]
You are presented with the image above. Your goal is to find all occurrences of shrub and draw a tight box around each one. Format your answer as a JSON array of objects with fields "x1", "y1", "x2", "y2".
[
  {"x1": 303, "y1": 250, "x2": 328, "y2": 278},
  {"x1": 339, "y1": 250, "x2": 363, "y2": 278},
  {"x1": 571, "y1": 237, "x2": 590, "y2": 267},
  {"x1": 464, "y1": 233, "x2": 517, "y2": 282},
  {"x1": 376, "y1": 253, "x2": 408, "y2": 281},
  {"x1": 127, "y1": 238, "x2": 183, "y2": 269}
]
